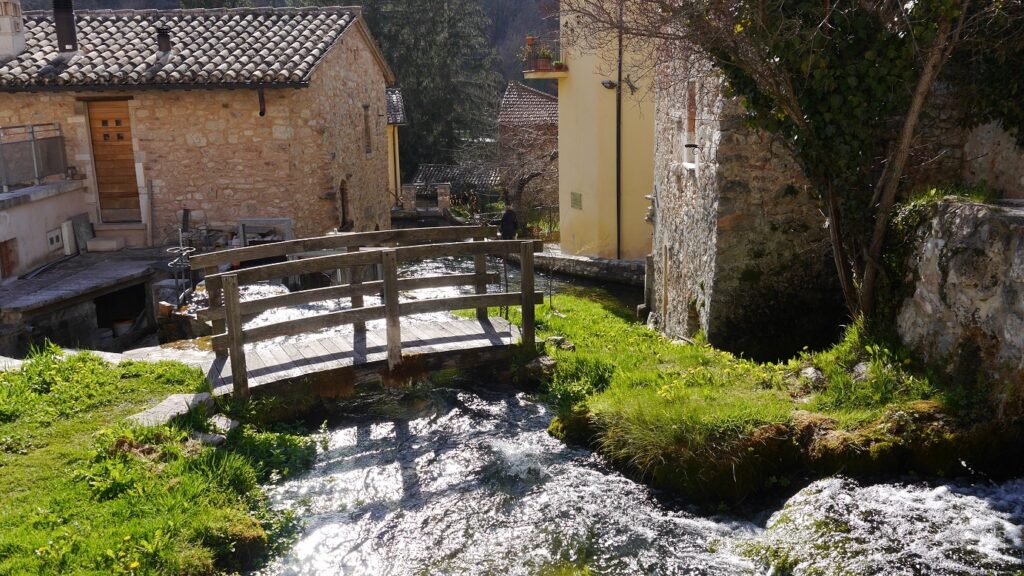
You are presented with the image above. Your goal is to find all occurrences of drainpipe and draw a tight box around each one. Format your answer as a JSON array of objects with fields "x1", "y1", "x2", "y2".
[
  {"x1": 257, "y1": 84, "x2": 266, "y2": 117},
  {"x1": 614, "y1": 0, "x2": 624, "y2": 260}
]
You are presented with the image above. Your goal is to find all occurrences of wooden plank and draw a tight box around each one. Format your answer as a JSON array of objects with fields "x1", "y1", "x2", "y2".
[
  {"x1": 348, "y1": 246, "x2": 366, "y2": 333},
  {"x1": 399, "y1": 292, "x2": 544, "y2": 317},
  {"x1": 205, "y1": 267, "x2": 226, "y2": 354},
  {"x1": 206, "y1": 250, "x2": 382, "y2": 287},
  {"x1": 209, "y1": 305, "x2": 387, "y2": 349},
  {"x1": 222, "y1": 274, "x2": 248, "y2": 398},
  {"x1": 199, "y1": 273, "x2": 499, "y2": 321},
  {"x1": 520, "y1": 241, "x2": 536, "y2": 351},
  {"x1": 382, "y1": 249, "x2": 402, "y2": 370},
  {"x1": 190, "y1": 225, "x2": 497, "y2": 269},
  {"x1": 261, "y1": 345, "x2": 300, "y2": 383},
  {"x1": 473, "y1": 233, "x2": 488, "y2": 321},
  {"x1": 395, "y1": 240, "x2": 543, "y2": 263}
]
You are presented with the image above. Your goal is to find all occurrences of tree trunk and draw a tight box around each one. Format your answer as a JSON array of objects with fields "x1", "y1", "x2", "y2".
[
  {"x1": 824, "y1": 180, "x2": 859, "y2": 316},
  {"x1": 858, "y1": 18, "x2": 954, "y2": 317}
]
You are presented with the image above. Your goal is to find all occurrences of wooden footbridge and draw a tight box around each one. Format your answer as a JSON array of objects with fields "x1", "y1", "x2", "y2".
[{"x1": 190, "y1": 226, "x2": 540, "y2": 397}]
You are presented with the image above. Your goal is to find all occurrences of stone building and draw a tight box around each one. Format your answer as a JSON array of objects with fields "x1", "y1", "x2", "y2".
[
  {"x1": 650, "y1": 60, "x2": 1024, "y2": 360},
  {"x1": 0, "y1": 2, "x2": 396, "y2": 249},
  {"x1": 649, "y1": 64, "x2": 843, "y2": 360},
  {"x1": 497, "y1": 81, "x2": 558, "y2": 211}
]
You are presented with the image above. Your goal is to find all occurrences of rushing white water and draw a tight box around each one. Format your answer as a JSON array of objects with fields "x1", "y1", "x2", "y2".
[
  {"x1": 230, "y1": 255, "x2": 1023, "y2": 575},
  {"x1": 252, "y1": 387, "x2": 1024, "y2": 576}
]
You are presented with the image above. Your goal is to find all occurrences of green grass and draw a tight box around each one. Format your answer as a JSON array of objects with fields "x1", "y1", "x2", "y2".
[
  {"x1": 508, "y1": 294, "x2": 987, "y2": 502},
  {"x1": 0, "y1": 344, "x2": 316, "y2": 575}
]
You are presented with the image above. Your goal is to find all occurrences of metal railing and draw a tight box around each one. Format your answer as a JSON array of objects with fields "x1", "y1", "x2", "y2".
[{"x1": 0, "y1": 124, "x2": 68, "y2": 192}]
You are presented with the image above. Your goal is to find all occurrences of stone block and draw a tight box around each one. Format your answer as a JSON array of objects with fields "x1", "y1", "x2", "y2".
[
  {"x1": 86, "y1": 236, "x2": 125, "y2": 252},
  {"x1": 128, "y1": 392, "x2": 214, "y2": 427}
]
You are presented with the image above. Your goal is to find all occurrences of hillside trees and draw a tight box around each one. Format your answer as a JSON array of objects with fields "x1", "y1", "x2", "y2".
[
  {"x1": 563, "y1": 0, "x2": 1024, "y2": 322},
  {"x1": 289, "y1": 0, "x2": 504, "y2": 177}
]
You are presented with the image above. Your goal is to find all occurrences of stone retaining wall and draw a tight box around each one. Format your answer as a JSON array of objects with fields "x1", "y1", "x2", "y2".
[{"x1": 897, "y1": 200, "x2": 1024, "y2": 414}]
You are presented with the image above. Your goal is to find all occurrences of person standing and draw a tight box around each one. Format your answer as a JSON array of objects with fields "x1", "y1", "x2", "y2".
[{"x1": 499, "y1": 205, "x2": 519, "y2": 240}]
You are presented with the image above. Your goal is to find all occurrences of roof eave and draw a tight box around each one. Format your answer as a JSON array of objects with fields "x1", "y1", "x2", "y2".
[{"x1": 0, "y1": 81, "x2": 310, "y2": 93}]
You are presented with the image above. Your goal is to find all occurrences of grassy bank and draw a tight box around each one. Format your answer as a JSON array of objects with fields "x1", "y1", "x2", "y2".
[
  {"x1": 532, "y1": 294, "x2": 1022, "y2": 505},
  {"x1": 0, "y1": 345, "x2": 317, "y2": 575}
]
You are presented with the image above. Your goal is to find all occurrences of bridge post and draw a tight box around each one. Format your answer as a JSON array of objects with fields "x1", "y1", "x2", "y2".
[
  {"x1": 519, "y1": 241, "x2": 535, "y2": 350},
  {"x1": 381, "y1": 249, "x2": 402, "y2": 370},
  {"x1": 348, "y1": 246, "x2": 366, "y2": 332},
  {"x1": 205, "y1": 266, "x2": 227, "y2": 357},
  {"x1": 222, "y1": 273, "x2": 249, "y2": 398},
  {"x1": 473, "y1": 235, "x2": 488, "y2": 321}
]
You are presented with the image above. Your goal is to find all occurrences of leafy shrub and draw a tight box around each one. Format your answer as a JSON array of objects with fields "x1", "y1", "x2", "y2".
[{"x1": 228, "y1": 427, "x2": 317, "y2": 483}]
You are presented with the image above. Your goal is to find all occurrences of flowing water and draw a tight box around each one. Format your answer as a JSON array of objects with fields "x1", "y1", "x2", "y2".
[{"x1": 233, "y1": 256, "x2": 1023, "y2": 576}]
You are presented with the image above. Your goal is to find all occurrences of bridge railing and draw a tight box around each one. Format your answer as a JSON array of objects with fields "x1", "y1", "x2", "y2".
[{"x1": 193, "y1": 226, "x2": 542, "y2": 398}]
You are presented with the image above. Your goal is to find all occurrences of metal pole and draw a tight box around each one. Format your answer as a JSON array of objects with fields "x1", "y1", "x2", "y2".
[
  {"x1": 29, "y1": 125, "x2": 40, "y2": 185},
  {"x1": 0, "y1": 127, "x2": 8, "y2": 193}
]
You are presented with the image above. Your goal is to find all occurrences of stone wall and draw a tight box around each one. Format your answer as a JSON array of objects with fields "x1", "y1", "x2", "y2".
[
  {"x1": 897, "y1": 200, "x2": 1024, "y2": 412},
  {"x1": 0, "y1": 24, "x2": 391, "y2": 245},
  {"x1": 964, "y1": 122, "x2": 1024, "y2": 198},
  {"x1": 650, "y1": 63, "x2": 844, "y2": 359}
]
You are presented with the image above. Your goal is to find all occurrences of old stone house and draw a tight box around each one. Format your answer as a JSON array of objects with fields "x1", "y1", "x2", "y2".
[
  {"x1": 0, "y1": 1, "x2": 396, "y2": 251},
  {"x1": 497, "y1": 81, "x2": 558, "y2": 213},
  {"x1": 649, "y1": 59, "x2": 1024, "y2": 360}
]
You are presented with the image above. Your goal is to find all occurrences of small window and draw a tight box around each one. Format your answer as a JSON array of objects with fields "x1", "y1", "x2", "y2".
[
  {"x1": 101, "y1": 120, "x2": 109, "y2": 127},
  {"x1": 102, "y1": 133, "x2": 111, "y2": 141},
  {"x1": 338, "y1": 180, "x2": 352, "y2": 230},
  {"x1": 362, "y1": 105, "x2": 372, "y2": 154},
  {"x1": 114, "y1": 119, "x2": 122, "y2": 127}
]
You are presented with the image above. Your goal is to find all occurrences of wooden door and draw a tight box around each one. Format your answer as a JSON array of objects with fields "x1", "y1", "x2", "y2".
[{"x1": 88, "y1": 100, "x2": 140, "y2": 222}]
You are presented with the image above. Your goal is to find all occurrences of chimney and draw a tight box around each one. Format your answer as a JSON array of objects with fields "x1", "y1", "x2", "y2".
[
  {"x1": 156, "y1": 27, "x2": 171, "y2": 53},
  {"x1": 53, "y1": 0, "x2": 77, "y2": 54},
  {"x1": 0, "y1": 0, "x2": 27, "y2": 60}
]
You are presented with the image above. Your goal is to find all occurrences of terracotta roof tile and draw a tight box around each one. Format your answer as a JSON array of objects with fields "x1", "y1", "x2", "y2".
[
  {"x1": 0, "y1": 6, "x2": 356, "y2": 90},
  {"x1": 386, "y1": 86, "x2": 406, "y2": 125},
  {"x1": 498, "y1": 81, "x2": 557, "y2": 126}
]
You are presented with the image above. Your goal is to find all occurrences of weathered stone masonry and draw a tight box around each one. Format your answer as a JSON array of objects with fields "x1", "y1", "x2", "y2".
[
  {"x1": 0, "y1": 19, "x2": 391, "y2": 245},
  {"x1": 650, "y1": 66, "x2": 842, "y2": 360}
]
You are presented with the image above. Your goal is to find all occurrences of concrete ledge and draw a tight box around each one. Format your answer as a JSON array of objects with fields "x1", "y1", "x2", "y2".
[
  {"x1": 507, "y1": 244, "x2": 645, "y2": 286},
  {"x1": 0, "y1": 179, "x2": 87, "y2": 211}
]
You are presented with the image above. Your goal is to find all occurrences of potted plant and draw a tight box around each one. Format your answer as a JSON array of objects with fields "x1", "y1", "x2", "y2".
[
  {"x1": 533, "y1": 46, "x2": 555, "y2": 71},
  {"x1": 553, "y1": 60, "x2": 567, "y2": 71}
]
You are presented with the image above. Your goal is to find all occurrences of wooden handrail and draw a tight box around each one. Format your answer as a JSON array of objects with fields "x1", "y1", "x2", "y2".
[
  {"x1": 191, "y1": 225, "x2": 497, "y2": 269},
  {"x1": 199, "y1": 273, "x2": 499, "y2": 322},
  {"x1": 209, "y1": 238, "x2": 541, "y2": 395}
]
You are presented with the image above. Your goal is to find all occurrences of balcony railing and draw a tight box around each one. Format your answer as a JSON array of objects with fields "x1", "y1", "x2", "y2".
[{"x1": 0, "y1": 123, "x2": 68, "y2": 193}]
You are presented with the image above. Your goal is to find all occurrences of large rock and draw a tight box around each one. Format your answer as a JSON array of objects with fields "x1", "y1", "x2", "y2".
[{"x1": 897, "y1": 200, "x2": 1024, "y2": 415}]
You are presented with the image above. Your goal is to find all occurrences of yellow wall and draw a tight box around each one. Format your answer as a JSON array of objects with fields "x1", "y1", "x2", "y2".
[
  {"x1": 387, "y1": 124, "x2": 401, "y2": 204},
  {"x1": 548, "y1": 7, "x2": 654, "y2": 260}
]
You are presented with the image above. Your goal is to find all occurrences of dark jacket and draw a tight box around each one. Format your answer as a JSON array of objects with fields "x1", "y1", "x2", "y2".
[{"x1": 499, "y1": 209, "x2": 518, "y2": 239}]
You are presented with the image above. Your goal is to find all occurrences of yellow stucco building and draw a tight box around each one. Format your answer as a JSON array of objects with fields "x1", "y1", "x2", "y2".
[
  {"x1": 525, "y1": 4, "x2": 654, "y2": 260},
  {"x1": 385, "y1": 87, "x2": 407, "y2": 206}
]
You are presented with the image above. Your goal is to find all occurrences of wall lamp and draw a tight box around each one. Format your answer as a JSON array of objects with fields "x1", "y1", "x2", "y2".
[{"x1": 601, "y1": 80, "x2": 618, "y2": 89}]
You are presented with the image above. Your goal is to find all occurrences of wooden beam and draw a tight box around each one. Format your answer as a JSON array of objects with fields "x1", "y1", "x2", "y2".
[
  {"x1": 473, "y1": 233, "x2": 488, "y2": 321},
  {"x1": 199, "y1": 273, "x2": 498, "y2": 321},
  {"x1": 520, "y1": 241, "x2": 536, "y2": 351},
  {"x1": 348, "y1": 246, "x2": 366, "y2": 333},
  {"x1": 190, "y1": 225, "x2": 498, "y2": 269},
  {"x1": 394, "y1": 239, "x2": 543, "y2": 262},
  {"x1": 206, "y1": 250, "x2": 382, "y2": 287},
  {"x1": 205, "y1": 266, "x2": 226, "y2": 356},
  {"x1": 222, "y1": 274, "x2": 249, "y2": 398},
  {"x1": 382, "y1": 249, "x2": 402, "y2": 370},
  {"x1": 210, "y1": 305, "x2": 388, "y2": 349},
  {"x1": 399, "y1": 292, "x2": 544, "y2": 317}
]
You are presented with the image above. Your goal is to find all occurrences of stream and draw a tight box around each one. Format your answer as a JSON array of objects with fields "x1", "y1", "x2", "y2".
[{"x1": 234, "y1": 256, "x2": 1023, "y2": 576}]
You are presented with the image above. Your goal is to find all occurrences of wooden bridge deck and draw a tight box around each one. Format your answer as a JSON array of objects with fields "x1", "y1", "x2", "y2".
[{"x1": 207, "y1": 317, "x2": 519, "y2": 394}]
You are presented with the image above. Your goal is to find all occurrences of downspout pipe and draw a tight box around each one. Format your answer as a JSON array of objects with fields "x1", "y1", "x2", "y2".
[
  {"x1": 257, "y1": 83, "x2": 266, "y2": 117},
  {"x1": 615, "y1": 0, "x2": 624, "y2": 260}
]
